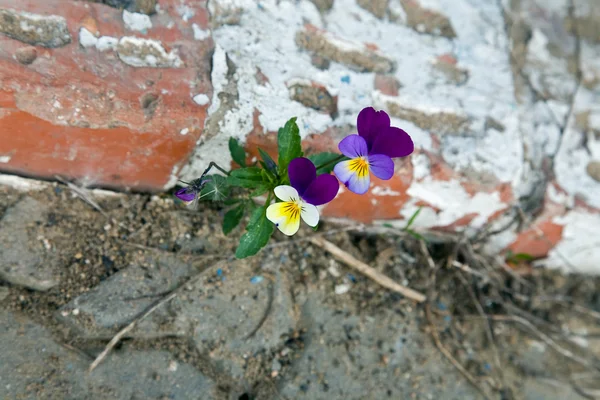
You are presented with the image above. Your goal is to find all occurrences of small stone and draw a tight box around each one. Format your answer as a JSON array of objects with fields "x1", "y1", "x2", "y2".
[
  {"x1": 335, "y1": 284, "x2": 351, "y2": 295},
  {"x1": 133, "y1": 0, "x2": 158, "y2": 15},
  {"x1": 14, "y1": 46, "x2": 37, "y2": 65},
  {"x1": 0, "y1": 197, "x2": 59, "y2": 291},
  {"x1": 374, "y1": 74, "x2": 401, "y2": 96},
  {"x1": 432, "y1": 54, "x2": 469, "y2": 85},
  {"x1": 208, "y1": 1, "x2": 243, "y2": 27},
  {"x1": 288, "y1": 80, "x2": 337, "y2": 117},
  {"x1": 309, "y1": 0, "x2": 335, "y2": 13},
  {"x1": 586, "y1": 161, "x2": 600, "y2": 182},
  {"x1": 357, "y1": 0, "x2": 388, "y2": 19},
  {"x1": 0, "y1": 8, "x2": 72, "y2": 48},
  {"x1": 385, "y1": 99, "x2": 470, "y2": 135},
  {"x1": 193, "y1": 94, "x2": 210, "y2": 106},
  {"x1": 296, "y1": 24, "x2": 395, "y2": 73},
  {"x1": 399, "y1": 0, "x2": 456, "y2": 38}
]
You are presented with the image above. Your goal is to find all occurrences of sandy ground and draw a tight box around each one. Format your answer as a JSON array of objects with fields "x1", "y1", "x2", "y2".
[{"x1": 1, "y1": 183, "x2": 600, "y2": 399}]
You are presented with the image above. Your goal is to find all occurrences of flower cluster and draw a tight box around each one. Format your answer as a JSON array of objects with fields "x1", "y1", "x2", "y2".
[
  {"x1": 174, "y1": 107, "x2": 414, "y2": 258},
  {"x1": 266, "y1": 107, "x2": 413, "y2": 235}
]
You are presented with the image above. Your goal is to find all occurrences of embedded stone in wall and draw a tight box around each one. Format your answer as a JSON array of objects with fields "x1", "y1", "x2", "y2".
[
  {"x1": 295, "y1": 24, "x2": 395, "y2": 73},
  {"x1": 586, "y1": 161, "x2": 600, "y2": 183},
  {"x1": 309, "y1": 0, "x2": 335, "y2": 13},
  {"x1": 79, "y1": 0, "x2": 158, "y2": 15},
  {"x1": 116, "y1": 36, "x2": 183, "y2": 68},
  {"x1": 432, "y1": 53, "x2": 469, "y2": 85},
  {"x1": 374, "y1": 74, "x2": 401, "y2": 96},
  {"x1": 0, "y1": 8, "x2": 72, "y2": 48},
  {"x1": 288, "y1": 80, "x2": 337, "y2": 117},
  {"x1": 14, "y1": 46, "x2": 37, "y2": 65},
  {"x1": 357, "y1": 0, "x2": 389, "y2": 19},
  {"x1": 384, "y1": 98, "x2": 470, "y2": 135},
  {"x1": 399, "y1": 0, "x2": 456, "y2": 38}
]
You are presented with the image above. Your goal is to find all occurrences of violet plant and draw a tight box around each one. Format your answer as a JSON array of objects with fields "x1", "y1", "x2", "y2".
[{"x1": 174, "y1": 107, "x2": 414, "y2": 259}]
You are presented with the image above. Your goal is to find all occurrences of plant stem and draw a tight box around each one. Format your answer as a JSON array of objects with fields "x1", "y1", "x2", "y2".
[
  {"x1": 203, "y1": 162, "x2": 231, "y2": 177},
  {"x1": 265, "y1": 191, "x2": 273, "y2": 206},
  {"x1": 314, "y1": 154, "x2": 345, "y2": 172}
]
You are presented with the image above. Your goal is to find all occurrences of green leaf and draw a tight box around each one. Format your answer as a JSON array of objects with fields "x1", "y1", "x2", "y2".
[
  {"x1": 198, "y1": 175, "x2": 230, "y2": 201},
  {"x1": 249, "y1": 185, "x2": 270, "y2": 197},
  {"x1": 235, "y1": 206, "x2": 274, "y2": 258},
  {"x1": 277, "y1": 117, "x2": 303, "y2": 177},
  {"x1": 403, "y1": 207, "x2": 422, "y2": 231},
  {"x1": 223, "y1": 204, "x2": 246, "y2": 235},
  {"x1": 506, "y1": 252, "x2": 535, "y2": 263},
  {"x1": 226, "y1": 167, "x2": 265, "y2": 189},
  {"x1": 308, "y1": 152, "x2": 344, "y2": 174},
  {"x1": 228, "y1": 137, "x2": 247, "y2": 167},
  {"x1": 405, "y1": 229, "x2": 426, "y2": 241},
  {"x1": 258, "y1": 148, "x2": 278, "y2": 174}
]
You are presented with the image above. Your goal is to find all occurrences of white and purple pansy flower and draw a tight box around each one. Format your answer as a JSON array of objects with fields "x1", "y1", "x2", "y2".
[
  {"x1": 267, "y1": 157, "x2": 339, "y2": 236},
  {"x1": 334, "y1": 107, "x2": 414, "y2": 195}
]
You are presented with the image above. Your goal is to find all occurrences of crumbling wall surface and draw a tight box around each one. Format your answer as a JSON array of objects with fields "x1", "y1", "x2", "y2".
[{"x1": 0, "y1": 0, "x2": 599, "y2": 271}]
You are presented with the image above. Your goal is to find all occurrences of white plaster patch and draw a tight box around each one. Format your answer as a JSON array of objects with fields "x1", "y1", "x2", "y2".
[
  {"x1": 543, "y1": 211, "x2": 600, "y2": 274},
  {"x1": 192, "y1": 23, "x2": 211, "y2": 40},
  {"x1": 180, "y1": 134, "x2": 232, "y2": 182},
  {"x1": 163, "y1": 165, "x2": 180, "y2": 190},
  {"x1": 96, "y1": 36, "x2": 118, "y2": 52},
  {"x1": 123, "y1": 10, "x2": 152, "y2": 32},
  {"x1": 207, "y1": 44, "x2": 228, "y2": 115},
  {"x1": 180, "y1": 128, "x2": 190, "y2": 135},
  {"x1": 0, "y1": 155, "x2": 12, "y2": 163},
  {"x1": 0, "y1": 174, "x2": 47, "y2": 191},
  {"x1": 79, "y1": 27, "x2": 98, "y2": 48},
  {"x1": 192, "y1": 94, "x2": 210, "y2": 106},
  {"x1": 117, "y1": 37, "x2": 182, "y2": 68},
  {"x1": 412, "y1": 153, "x2": 430, "y2": 181},
  {"x1": 371, "y1": 186, "x2": 401, "y2": 196},
  {"x1": 406, "y1": 179, "x2": 506, "y2": 228},
  {"x1": 176, "y1": 4, "x2": 195, "y2": 21}
]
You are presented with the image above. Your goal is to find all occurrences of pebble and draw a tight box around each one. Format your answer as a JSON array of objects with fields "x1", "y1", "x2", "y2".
[{"x1": 335, "y1": 284, "x2": 351, "y2": 295}]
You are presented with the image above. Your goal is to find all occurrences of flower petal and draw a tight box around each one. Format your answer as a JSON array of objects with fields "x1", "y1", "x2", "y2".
[
  {"x1": 357, "y1": 107, "x2": 391, "y2": 150},
  {"x1": 301, "y1": 174, "x2": 339, "y2": 206},
  {"x1": 368, "y1": 154, "x2": 394, "y2": 180},
  {"x1": 174, "y1": 188, "x2": 196, "y2": 202},
  {"x1": 370, "y1": 127, "x2": 414, "y2": 158},
  {"x1": 288, "y1": 157, "x2": 316, "y2": 196},
  {"x1": 266, "y1": 202, "x2": 301, "y2": 236},
  {"x1": 300, "y1": 202, "x2": 319, "y2": 227},
  {"x1": 338, "y1": 135, "x2": 368, "y2": 158},
  {"x1": 274, "y1": 185, "x2": 299, "y2": 202},
  {"x1": 334, "y1": 159, "x2": 371, "y2": 195}
]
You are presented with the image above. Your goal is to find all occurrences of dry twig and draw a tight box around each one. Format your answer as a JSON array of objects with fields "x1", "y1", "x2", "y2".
[
  {"x1": 489, "y1": 315, "x2": 598, "y2": 370},
  {"x1": 88, "y1": 260, "x2": 226, "y2": 372},
  {"x1": 55, "y1": 175, "x2": 131, "y2": 231},
  {"x1": 309, "y1": 236, "x2": 426, "y2": 303},
  {"x1": 425, "y1": 304, "x2": 492, "y2": 400}
]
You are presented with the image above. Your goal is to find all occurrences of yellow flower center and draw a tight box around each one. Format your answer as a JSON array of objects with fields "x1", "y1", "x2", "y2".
[
  {"x1": 281, "y1": 200, "x2": 301, "y2": 222},
  {"x1": 348, "y1": 157, "x2": 370, "y2": 178}
]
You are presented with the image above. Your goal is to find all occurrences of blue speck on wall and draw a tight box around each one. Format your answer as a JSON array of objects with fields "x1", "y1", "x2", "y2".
[{"x1": 341, "y1": 75, "x2": 350, "y2": 84}]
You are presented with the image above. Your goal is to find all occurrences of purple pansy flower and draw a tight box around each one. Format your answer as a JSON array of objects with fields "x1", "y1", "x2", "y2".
[
  {"x1": 174, "y1": 177, "x2": 210, "y2": 207},
  {"x1": 267, "y1": 157, "x2": 339, "y2": 236},
  {"x1": 334, "y1": 107, "x2": 414, "y2": 194}
]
